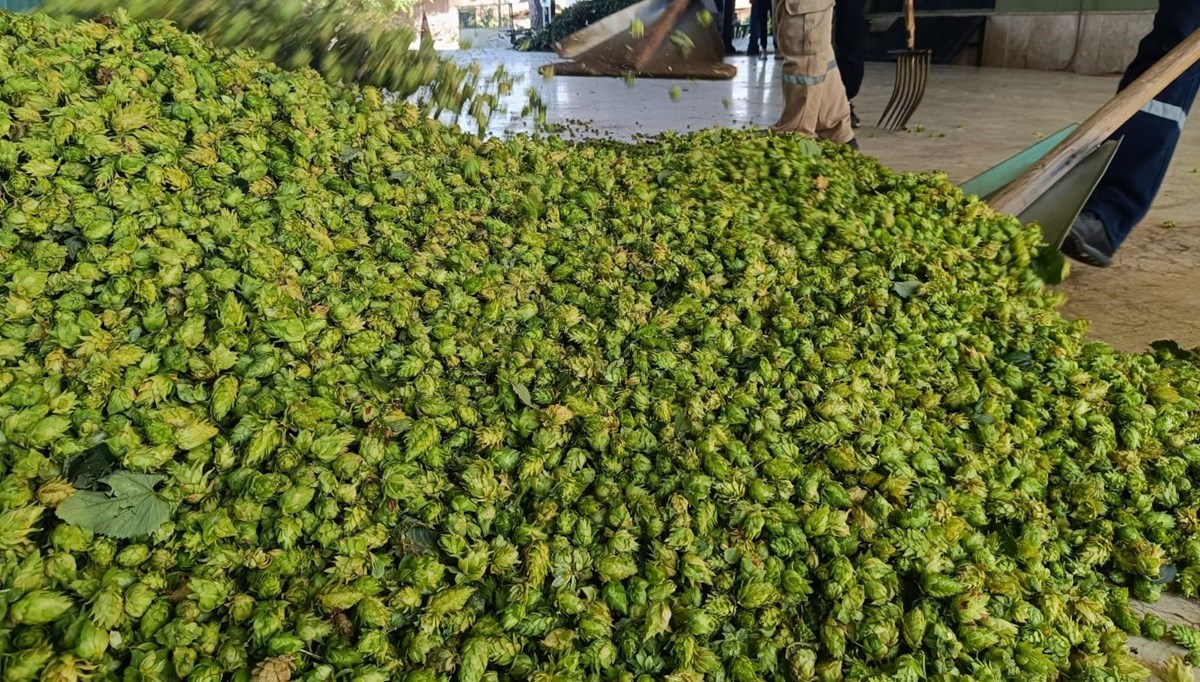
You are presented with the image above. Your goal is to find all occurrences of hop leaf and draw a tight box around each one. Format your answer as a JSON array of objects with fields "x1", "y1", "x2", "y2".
[{"x1": 56, "y1": 471, "x2": 173, "y2": 539}]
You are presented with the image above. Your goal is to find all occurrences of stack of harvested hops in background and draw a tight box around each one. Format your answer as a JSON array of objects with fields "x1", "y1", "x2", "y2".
[{"x1": 4, "y1": 9, "x2": 1200, "y2": 682}]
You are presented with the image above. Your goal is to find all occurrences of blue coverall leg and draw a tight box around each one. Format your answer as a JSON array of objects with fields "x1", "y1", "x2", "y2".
[
  {"x1": 748, "y1": 0, "x2": 771, "y2": 54},
  {"x1": 1068, "y1": 0, "x2": 1200, "y2": 265}
]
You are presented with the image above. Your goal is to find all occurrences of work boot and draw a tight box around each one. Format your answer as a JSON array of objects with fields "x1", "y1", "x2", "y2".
[
  {"x1": 1156, "y1": 563, "x2": 1179, "y2": 586},
  {"x1": 1060, "y1": 212, "x2": 1114, "y2": 268}
]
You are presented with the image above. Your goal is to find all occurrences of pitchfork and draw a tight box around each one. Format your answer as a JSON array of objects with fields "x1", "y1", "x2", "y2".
[{"x1": 877, "y1": 0, "x2": 931, "y2": 131}]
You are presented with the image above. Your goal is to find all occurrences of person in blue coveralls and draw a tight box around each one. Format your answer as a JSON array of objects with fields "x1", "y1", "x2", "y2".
[{"x1": 1061, "y1": 0, "x2": 1200, "y2": 267}]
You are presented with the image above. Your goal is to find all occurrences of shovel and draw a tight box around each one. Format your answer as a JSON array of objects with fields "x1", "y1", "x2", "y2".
[
  {"x1": 962, "y1": 26, "x2": 1200, "y2": 254},
  {"x1": 877, "y1": 0, "x2": 931, "y2": 131},
  {"x1": 543, "y1": 0, "x2": 736, "y2": 79},
  {"x1": 962, "y1": 125, "x2": 1120, "y2": 249}
]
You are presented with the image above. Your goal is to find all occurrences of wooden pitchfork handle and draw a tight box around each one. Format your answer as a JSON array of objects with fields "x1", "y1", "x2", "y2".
[
  {"x1": 904, "y1": 0, "x2": 915, "y2": 51},
  {"x1": 632, "y1": 0, "x2": 692, "y2": 71},
  {"x1": 989, "y1": 26, "x2": 1200, "y2": 218}
]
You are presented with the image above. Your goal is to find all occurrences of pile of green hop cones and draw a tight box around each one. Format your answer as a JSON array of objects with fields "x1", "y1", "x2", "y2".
[{"x1": 4, "y1": 9, "x2": 1200, "y2": 682}]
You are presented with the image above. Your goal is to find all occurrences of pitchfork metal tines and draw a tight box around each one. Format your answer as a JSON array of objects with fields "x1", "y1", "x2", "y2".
[{"x1": 877, "y1": 0, "x2": 931, "y2": 131}]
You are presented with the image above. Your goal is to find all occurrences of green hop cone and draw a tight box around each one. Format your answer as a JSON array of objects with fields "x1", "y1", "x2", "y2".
[
  {"x1": 1173, "y1": 625, "x2": 1200, "y2": 656},
  {"x1": 280, "y1": 485, "x2": 316, "y2": 514},
  {"x1": 44, "y1": 553, "x2": 77, "y2": 585},
  {"x1": 902, "y1": 606, "x2": 928, "y2": 648},
  {"x1": 75, "y1": 620, "x2": 109, "y2": 660},
  {"x1": 821, "y1": 619, "x2": 846, "y2": 659},
  {"x1": 2, "y1": 645, "x2": 54, "y2": 682},
  {"x1": 11, "y1": 591, "x2": 74, "y2": 625},
  {"x1": 208, "y1": 379, "x2": 236, "y2": 422},
  {"x1": 1144, "y1": 613, "x2": 1169, "y2": 641},
  {"x1": 738, "y1": 581, "x2": 779, "y2": 609},
  {"x1": 125, "y1": 583, "x2": 157, "y2": 619}
]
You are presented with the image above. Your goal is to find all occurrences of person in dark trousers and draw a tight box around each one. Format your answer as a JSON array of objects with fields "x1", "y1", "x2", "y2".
[
  {"x1": 747, "y1": 0, "x2": 772, "y2": 57},
  {"x1": 833, "y1": 0, "x2": 868, "y2": 127},
  {"x1": 722, "y1": 0, "x2": 741, "y2": 54},
  {"x1": 1062, "y1": 0, "x2": 1200, "y2": 267}
]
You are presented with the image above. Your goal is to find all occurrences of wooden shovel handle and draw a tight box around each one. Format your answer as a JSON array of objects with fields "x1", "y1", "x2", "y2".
[
  {"x1": 632, "y1": 0, "x2": 692, "y2": 71},
  {"x1": 989, "y1": 26, "x2": 1200, "y2": 218},
  {"x1": 904, "y1": 0, "x2": 915, "y2": 50}
]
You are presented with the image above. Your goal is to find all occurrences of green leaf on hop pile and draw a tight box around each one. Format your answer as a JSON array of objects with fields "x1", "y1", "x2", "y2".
[
  {"x1": 511, "y1": 381, "x2": 535, "y2": 408},
  {"x1": 1152, "y1": 339, "x2": 1200, "y2": 362},
  {"x1": 890, "y1": 278, "x2": 922, "y2": 299},
  {"x1": 798, "y1": 138, "x2": 823, "y2": 157},
  {"x1": 56, "y1": 471, "x2": 173, "y2": 539},
  {"x1": 62, "y1": 444, "x2": 119, "y2": 489},
  {"x1": 1031, "y1": 244, "x2": 1070, "y2": 284}
]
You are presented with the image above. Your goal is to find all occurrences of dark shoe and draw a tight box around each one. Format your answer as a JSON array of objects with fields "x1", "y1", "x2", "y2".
[
  {"x1": 725, "y1": 46, "x2": 742, "y2": 55},
  {"x1": 1155, "y1": 563, "x2": 1179, "y2": 586},
  {"x1": 746, "y1": 48, "x2": 761, "y2": 56},
  {"x1": 850, "y1": 104, "x2": 860, "y2": 129},
  {"x1": 847, "y1": 138, "x2": 859, "y2": 151},
  {"x1": 1060, "y1": 212, "x2": 1114, "y2": 268}
]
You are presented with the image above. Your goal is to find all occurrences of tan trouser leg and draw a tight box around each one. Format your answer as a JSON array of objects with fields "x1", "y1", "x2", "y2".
[{"x1": 770, "y1": 2, "x2": 854, "y2": 144}]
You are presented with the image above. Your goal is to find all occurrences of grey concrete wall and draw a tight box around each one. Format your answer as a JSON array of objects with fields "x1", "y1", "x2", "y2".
[
  {"x1": 980, "y1": 11, "x2": 1152, "y2": 74},
  {"x1": 868, "y1": 9, "x2": 1153, "y2": 74}
]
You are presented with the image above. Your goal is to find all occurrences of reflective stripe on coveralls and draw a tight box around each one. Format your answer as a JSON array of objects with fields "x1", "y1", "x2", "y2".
[
  {"x1": 1140, "y1": 99, "x2": 1188, "y2": 129},
  {"x1": 782, "y1": 59, "x2": 839, "y2": 86},
  {"x1": 771, "y1": 0, "x2": 854, "y2": 143}
]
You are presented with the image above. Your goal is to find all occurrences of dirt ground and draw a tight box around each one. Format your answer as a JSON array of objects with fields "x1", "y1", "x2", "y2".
[
  {"x1": 464, "y1": 50, "x2": 1200, "y2": 352},
  {"x1": 1061, "y1": 223, "x2": 1200, "y2": 352}
]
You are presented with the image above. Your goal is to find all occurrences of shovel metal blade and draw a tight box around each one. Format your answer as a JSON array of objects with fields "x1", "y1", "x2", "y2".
[
  {"x1": 962, "y1": 133, "x2": 1121, "y2": 248},
  {"x1": 877, "y1": 49, "x2": 931, "y2": 131},
  {"x1": 1019, "y1": 139, "x2": 1121, "y2": 249},
  {"x1": 546, "y1": 0, "x2": 735, "y2": 79}
]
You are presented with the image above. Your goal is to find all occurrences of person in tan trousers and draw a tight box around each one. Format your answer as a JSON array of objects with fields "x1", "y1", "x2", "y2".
[{"x1": 771, "y1": 0, "x2": 858, "y2": 149}]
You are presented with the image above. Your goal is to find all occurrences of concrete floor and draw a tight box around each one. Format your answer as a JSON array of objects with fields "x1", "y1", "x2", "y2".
[{"x1": 453, "y1": 46, "x2": 1200, "y2": 352}]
